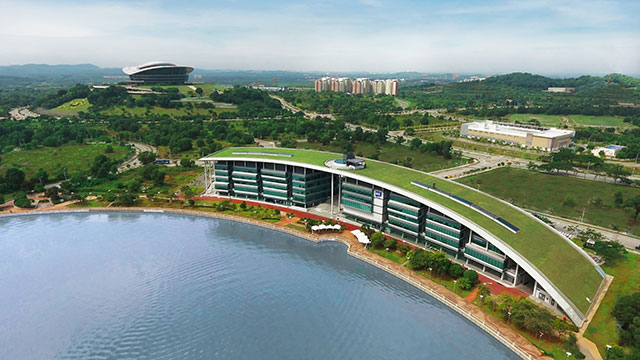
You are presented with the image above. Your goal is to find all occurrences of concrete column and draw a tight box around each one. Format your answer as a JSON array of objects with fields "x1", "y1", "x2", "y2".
[
  {"x1": 513, "y1": 263, "x2": 520, "y2": 286},
  {"x1": 337, "y1": 176, "x2": 342, "y2": 211},
  {"x1": 330, "y1": 174, "x2": 334, "y2": 217},
  {"x1": 203, "y1": 163, "x2": 207, "y2": 191},
  {"x1": 533, "y1": 280, "x2": 538, "y2": 296}
]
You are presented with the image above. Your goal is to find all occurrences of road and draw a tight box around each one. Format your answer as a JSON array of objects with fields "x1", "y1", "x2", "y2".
[
  {"x1": 272, "y1": 95, "x2": 640, "y2": 185},
  {"x1": 269, "y1": 94, "x2": 335, "y2": 120},
  {"x1": 542, "y1": 213, "x2": 640, "y2": 252},
  {"x1": 117, "y1": 142, "x2": 157, "y2": 173}
]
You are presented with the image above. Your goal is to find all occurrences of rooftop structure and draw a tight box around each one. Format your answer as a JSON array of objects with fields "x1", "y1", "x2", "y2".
[
  {"x1": 122, "y1": 61, "x2": 194, "y2": 85},
  {"x1": 460, "y1": 120, "x2": 575, "y2": 150},
  {"x1": 546, "y1": 87, "x2": 575, "y2": 93},
  {"x1": 200, "y1": 147, "x2": 606, "y2": 326},
  {"x1": 591, "y1": 145, "x2": 624, "y2": 158}
]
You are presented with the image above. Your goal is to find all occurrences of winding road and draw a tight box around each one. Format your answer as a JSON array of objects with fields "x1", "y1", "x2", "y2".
[{"x1": 117, "y1": 142, "x2": 157, "y2": 173}]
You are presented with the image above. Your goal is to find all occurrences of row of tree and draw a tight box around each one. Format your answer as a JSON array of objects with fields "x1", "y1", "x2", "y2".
[{"x1": 531, "y1": 148, "x2": 632, "y2": 183}]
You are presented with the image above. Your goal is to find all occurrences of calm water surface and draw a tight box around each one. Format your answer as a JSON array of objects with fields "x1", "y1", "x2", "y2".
[{"x1": 0, "y1": 212, "x2": 520, "y2": 359}]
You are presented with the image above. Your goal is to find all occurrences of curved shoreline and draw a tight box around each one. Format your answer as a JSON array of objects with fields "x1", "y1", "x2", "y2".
[{"x1": 1, "y1": 207, "x2": 544, "y2": 360}]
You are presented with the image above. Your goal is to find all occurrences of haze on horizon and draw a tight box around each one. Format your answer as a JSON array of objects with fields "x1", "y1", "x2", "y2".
[{"x1": 0, "y1": 0, "x2": 639, "y2": 76}]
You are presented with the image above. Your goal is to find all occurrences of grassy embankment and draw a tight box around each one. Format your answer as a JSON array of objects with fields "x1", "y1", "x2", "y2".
[
  {"x1": 0, "y1": 144, "x2": 130, "y2": 179},
  {"x1": 457, "y1": 167, "x2": 640, "y2": 235},
  {"x1": 74, "y1": 166, "x2": 203, "y2": 197},
  {"x1": 507, "y1": 114, "x2": 632, "y2": 128},
  {"x1": 417, "y1": 131, "x2": 543, "y2": 161},
  {"x1": 584, "y1": 252, "x2": 640, "y2": 356},
  {"x1": 70, "y1": 197, "x2": 282, "y2": 223},
  {"x1": 300, "y1": 141, "x2": 470, "y2": 172}
]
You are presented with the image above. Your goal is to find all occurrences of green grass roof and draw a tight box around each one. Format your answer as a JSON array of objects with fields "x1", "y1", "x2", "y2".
[{"x1": 208, "y1": 147, "x2": 604, "y2": 314}]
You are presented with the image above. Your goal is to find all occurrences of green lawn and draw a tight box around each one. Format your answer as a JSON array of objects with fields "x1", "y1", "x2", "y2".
[
  {"x1": 100, "y1": 105, "x2": 234, "y2": 117},
  {"x1": 50, "y1": 98, "x2": 91, "y2": 115},
  {"x1": 369, "y1": 247, "x2": 407, "y2": 264},
  {"x1": 300, "y1": 142, "x2": 470, "y2": 172},
  {"x1": 139, "y1": 84, "x2": 226, "y2": 97},
  {"x1": 457, "y1": 167, "x2": 640, "y2": 235},
  {"x1": 585, "y1": 252, "x2": 640, "y2": 355},
  {"x1": 0, "y1": 144, "x2": 130, "y2": 179},
  {"x1": 208, "y1": 147, "x2": 604, "y2": 315},
  {"x1": 506, "y1": 114, "x2": 632, "y2": 128}
]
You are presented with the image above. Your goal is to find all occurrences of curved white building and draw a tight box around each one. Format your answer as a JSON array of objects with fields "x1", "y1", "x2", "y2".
[
  {"x1": 201, "y1": 147, "x2": 607, "y2": 327},
  {"x1": 122, "y1": 61, "x2": 194, "y2": 85}
]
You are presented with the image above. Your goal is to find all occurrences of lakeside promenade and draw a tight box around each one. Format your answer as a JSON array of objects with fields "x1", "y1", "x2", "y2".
[{"x1": 2, "y1": 201, "x2": 568, "y2": 360}]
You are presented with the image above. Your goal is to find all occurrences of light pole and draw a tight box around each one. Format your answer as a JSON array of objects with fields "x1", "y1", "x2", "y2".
[
  {"x1": 565, "y1": 351, "x2": 572, "y2": 358},
  {"x1": 507, "y1": 310, "x2": 512, "y2": 324},
  {"x1": 453, "y1": 279, "x2": 457, "y2": 293},
  {"x1": 429, "y1": 267, "x2": 433, "y2": 279}
]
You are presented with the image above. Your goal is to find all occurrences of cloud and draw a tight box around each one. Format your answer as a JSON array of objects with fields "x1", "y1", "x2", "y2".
[{"x1": 0, "y1": 0, "x2": 638, "y2": 75}]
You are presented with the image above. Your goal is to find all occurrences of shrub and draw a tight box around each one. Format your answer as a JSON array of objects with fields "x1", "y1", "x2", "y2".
[
  {"x1": 458, "y1": 277, "x2": 472, "y2": 290},
  {"x1": 448, "y1": 263, "x2": 465, "y2": 278},
  {"x1": 383, "y1": 237, "x2": 397, "y2": 250},
  {"x1": 370, "y1": 232, "x2": 386, "y2": 249},
  {"x1": 13, "y1": 192, "x2": 32, "y2": 208},
  {"x1": 408, "y1": 248, "x2": 429, "y2": 270},
  {"x1": 463, "y1": 269, "x2": 479, "y2": 287},
  {"x1": 180, "y1": 158, "x2": 195, "y2": 168},
  {"x1": 562, "y1": 195, "x2": 576, "y2": 207},
  {"x1": 398, "y1": 243, "x2": 411, "y2": 255}
]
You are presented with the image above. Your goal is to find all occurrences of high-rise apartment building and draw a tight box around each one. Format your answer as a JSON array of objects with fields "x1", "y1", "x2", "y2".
[{"x1": 314, "y1": 77, "x2": 398, "y2": 95}]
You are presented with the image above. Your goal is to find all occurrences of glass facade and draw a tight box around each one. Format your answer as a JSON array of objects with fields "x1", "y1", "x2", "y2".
[{"x1": 464, "y1": 247, "x2": 505, "y2": 269}]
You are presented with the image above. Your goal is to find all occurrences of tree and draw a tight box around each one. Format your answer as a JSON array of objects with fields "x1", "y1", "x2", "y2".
[
  {"x1": 105, "y1": 145, "x2": 114, "y2": 153},
  {"x1": 408, "y1": 248, "x2": 429, "y2": 270},
  {"x1": 34, "y1": 168, "x2": 49, "y2": 185},
  {"x1": 463, "y1": 269, "x2": 479, "y2": 287},
  {"x1": 4, "y1": 168, "x2": 25, "y2": 191},
  {"x1": 430, "y1": 251, "x2": 450, "y2": 275},
  {"x1": 90, "y1": 155, "x2": 115, "y2": 179},
  {"x1": 179, "y1": 158, "x2": 195, "y2": 168},
  {"x1": 195, "y1": 87, "x2": 203, "y2": 95},
  {"x1": 612, "y1": 292, "x2": 640, "y2": 348},
  {"x1": 45, "y1": 187, "x2": 60, "y2": 202},
  {"x1": 181, "y1": 186, "x2": 195, "y2": 206},
  {"x1": 458, "y1": 277, "x2": 472, "y2": 290},
  {"x1": 370, "y1": 232, "x2": 386, "y2": 249},
  {"x1": 240, "y1": 201, "x2": 247, "y2": 209},
  {"x1": 613, "y1": 190, "x2": 624, "y2": 208},
  {"x1": 398, "y1": 243, "x2": 411, "y2": 255},
  {"x1": 116, "y1": 192, "x2": 136, "y2": 206},
  {"x1": 477, "y1": 283, "x2": 491, "y2": 303},
  {"x1": 409, "y1": 137, "x2": 422, "y2": 150},
  {"x1": 13, "y1": 192, "x2": 32, "y2": 208},
  {"x1": 594, "y1": 240, "x2": 627, "y2": 264},
  {"x1": 138, "y1": 151, "x2": 157, "y2": 165},
  {"x1": 623, "y1": 195, "x2": 640, "y2": 219},
  {"x1": 448, "y1": 263, "x2": 465, "y2": 278}
]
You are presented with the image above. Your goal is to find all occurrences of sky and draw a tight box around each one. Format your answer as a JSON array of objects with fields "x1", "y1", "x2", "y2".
[{"x1": 0, "y1": 0, "x2": 639, "y2": 75}]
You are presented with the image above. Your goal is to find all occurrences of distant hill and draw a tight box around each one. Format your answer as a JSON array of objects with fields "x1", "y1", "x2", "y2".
[
  {"x1": 0, "y1": 64, "x2": 123, "y2": 86},
  {"x1": 0, "y1": 64, "x2": 480, "y2": 87},
  {"x1": 483, "y1": 72, "x2": 640, "y2": 91}
]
